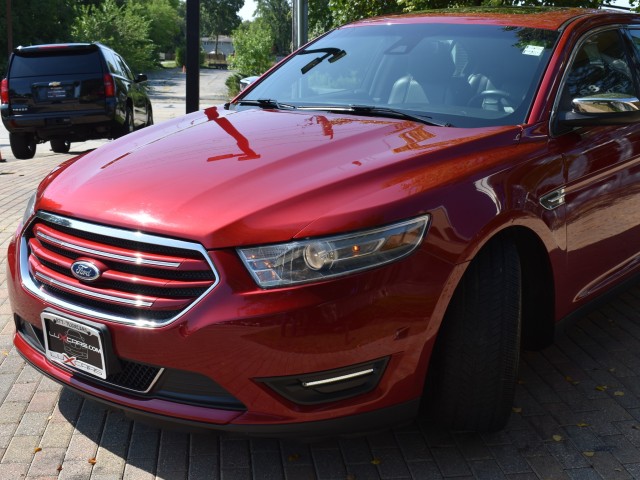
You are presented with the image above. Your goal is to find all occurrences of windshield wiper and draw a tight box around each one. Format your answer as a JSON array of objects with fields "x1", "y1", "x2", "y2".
[
  {"x1": 299, "y1": 48, "x2": 347, "y2": 75},
  {"x1": 295, "y1": 104, "x2": 452, "y2": 127},
  {"x1": 231, "y1": 99, "x2": 296, "y2": 110}
]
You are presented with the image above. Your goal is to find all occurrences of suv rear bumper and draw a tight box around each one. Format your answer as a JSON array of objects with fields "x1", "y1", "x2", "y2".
[{"x1": 1, "y1": 103, "x2": 118, "y2": 140}]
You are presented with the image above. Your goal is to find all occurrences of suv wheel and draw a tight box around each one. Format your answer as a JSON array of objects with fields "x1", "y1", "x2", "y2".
[
  {"x1": 146, "y1": 105, "x2": 154, "y2": 127},
  {"x1": 424, "y1": 237, "x2": 522, "y2": 432},
  {"x1": 50, "y1": 139, "x2": 71, "y2": 154},
  {"x1": 10, "y1": 133, "x2": 37, "y2": 159},
  {"x1": 119, "y1": 106, "x2": 134, "y2": 137}
]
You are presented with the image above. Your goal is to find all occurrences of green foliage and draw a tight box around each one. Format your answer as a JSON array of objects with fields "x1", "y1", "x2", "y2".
[
  {"x1": 71, "y1": 0, "x2": 156, "y2": 72},
  {"x1": 175, "y1": 45, "x2": 206, "y2": 67},
  {"x1": 0, "y1": 0, "x2": 79, "y2": 75},
  {"x1": 201, "y1": 0, "x2": 244, "y2": 38},
  {"x1": 328, "y1": 0, "x2": 400, "y2": 26},
  {"x1": 131, "y1": 0, "x2": 181, "y2": 54},
  {"x1": 309, "y1": 0, "x2": 333, "y2": 38},
  {"x1": 175, "y1": 46, "x2": 186, "y2": 67},
  {"x1": 229, "y1": 20, "x2": 276, "y2": 77},
  {"x1": 256, "y1": 0, "x2": 292, "y2": 55},
  {"x1": 226, "y1": 72, "x2": 243, "y2": 98},
  {"x1": 328, "y1": 0, "x2": 615, "y2": 25}
]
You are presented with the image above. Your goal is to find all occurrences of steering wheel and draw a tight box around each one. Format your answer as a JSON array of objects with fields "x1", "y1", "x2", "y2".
[{"x1": 468, "y1": 89, "x2": 512, "y2": 111}]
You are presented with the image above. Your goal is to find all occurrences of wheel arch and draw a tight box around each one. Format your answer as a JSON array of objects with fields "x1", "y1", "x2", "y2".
[
  {"x1": 449, "y1": 224, "x2": 556, "y2": 351},
  {"x1": 499, "y1": 225, "x2": 556, "y2": 350},
  {"x1": 425, "y1": 208, "x2": 561, "y2": 355}
]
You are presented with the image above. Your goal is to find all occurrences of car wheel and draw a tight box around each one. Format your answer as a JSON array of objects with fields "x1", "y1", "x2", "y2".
[
  {"x1": 50, "y1": 139, "x2": 71, "y2": 154},
  {"x1": 119, "y1": 105, "x2": 134, "y2": 137},
  {"x1": 424, "y1": 237, "x2": 522, "y2": 432},
  {"x1": 146, "y1": 105, "x2": 153, "y2": 127},
  {"x1": 9, "y1": 133, "x2": 37, "y2": 159}
]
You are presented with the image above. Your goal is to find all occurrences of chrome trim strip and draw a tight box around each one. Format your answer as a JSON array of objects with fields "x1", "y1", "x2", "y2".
[
  {"x1": 38, "y1": 211, "x2": 198, "y2": 251},
  {"x1": 302, "y1": 368, "x2": 375, "y2": 388},
  {"x1": 36, "y1": 231, "x2": 181, "y2": 268},
  {"x1": 20, "y1": 212, "x2": 221, "y2": 328},
  {"x1": 35, "y1": 272, "x2": 154, "y2": 307},
  {"x1": 102, "y1": 366, "x2": 165, "y2": 395}
]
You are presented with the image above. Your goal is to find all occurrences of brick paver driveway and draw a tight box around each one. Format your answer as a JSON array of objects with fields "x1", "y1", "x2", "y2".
[{"x1": 1, "y1": 68, "x2": 640, "y2": 480}]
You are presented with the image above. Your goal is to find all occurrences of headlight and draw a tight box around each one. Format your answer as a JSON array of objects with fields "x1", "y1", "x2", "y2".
[
  {"x1": 238, "y1": 215, "x2": 430, "y2": 288},
  {"x1": 21, "y1": 192, "x2": 37, "y2": 227}
]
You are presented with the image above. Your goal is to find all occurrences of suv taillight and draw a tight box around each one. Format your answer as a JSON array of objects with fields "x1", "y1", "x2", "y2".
[
  {"x1": 103, "y1": 73, "x2": 115, "y2": 98},
  {"x1": 1, "y1": 78, "x2": 8, "y2": 104}
]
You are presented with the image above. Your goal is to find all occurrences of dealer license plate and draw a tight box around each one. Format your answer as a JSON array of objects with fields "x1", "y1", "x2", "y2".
[
  {"x1": 46, "y1": 87, "x2": 68, "y2": 99},
  {"x1": 41, "y1": 312, "x2": 108, "y2": 379}
]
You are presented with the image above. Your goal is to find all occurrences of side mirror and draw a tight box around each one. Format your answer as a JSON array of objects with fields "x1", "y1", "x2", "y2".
[
  {"x1": 135, "y1": 74, "x2": 148, "y2": 83},
  {"x1": 557, "y1": 94, "x2": 640, "y2": 126}
]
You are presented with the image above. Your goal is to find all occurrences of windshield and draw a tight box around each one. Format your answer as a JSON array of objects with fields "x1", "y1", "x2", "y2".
[{"x1": 236, "y1": 23, "x2": 559, "y2": 128}]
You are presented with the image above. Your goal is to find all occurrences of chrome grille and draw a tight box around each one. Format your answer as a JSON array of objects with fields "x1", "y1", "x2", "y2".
[{"x1": 20, "y1": 212, "x2": 219, "y2": 327}]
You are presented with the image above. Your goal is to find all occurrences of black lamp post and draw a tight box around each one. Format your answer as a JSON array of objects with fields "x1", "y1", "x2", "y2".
[{"x1": 186, "y1": 0, "x2": 200, "y2": 113}]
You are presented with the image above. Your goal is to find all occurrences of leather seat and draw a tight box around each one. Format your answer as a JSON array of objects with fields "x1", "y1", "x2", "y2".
[
  {"x1": 389, "y1": 42, "x2": 472, "y2": 106},
  {"x1": 468, "y1": 73, "x2": 496, "y2": 95}
]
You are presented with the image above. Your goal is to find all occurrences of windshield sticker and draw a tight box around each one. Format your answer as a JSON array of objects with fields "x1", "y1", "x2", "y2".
[{"x1": 523, "y1": 45, "x2": 544, "y2": 56}]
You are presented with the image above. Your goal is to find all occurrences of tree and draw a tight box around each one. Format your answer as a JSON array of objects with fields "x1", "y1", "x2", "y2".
[
  {"x1": 309, "y1": 0, "x2": 333, "y2": 38},
  {"x1": 229, "y1": 19, "x2": 276, "y2": 76},
  {"x1": 131, "y1": 0, "x2": 182, "y2": 54},
  {"x1": 201, "y1": 0, "x2": 244, "y2": 54},
  {"x1": 256, "y1": 0, "x2": 292, "y2": 56},
  {"x1": 0, "y1": 0, "x2": 79, "y2": 75},
  {"x1": 328, "y1": 0, "x2": 615, "y2": 26},
  {"x1": 71, "y1": 0, "x2": 156, "y2": 72},
  {"x1": 328, "y1": 0, "x2": 399, "y2": 26}
]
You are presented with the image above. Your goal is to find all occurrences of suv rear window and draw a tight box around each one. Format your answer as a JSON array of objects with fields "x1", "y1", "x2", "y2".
[{"x1": 10, "y1": 51, "x2": 103, "y2": 78}]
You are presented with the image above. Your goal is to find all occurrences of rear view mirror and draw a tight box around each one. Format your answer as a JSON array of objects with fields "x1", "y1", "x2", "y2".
[{"x1": 558, "y1": 94, "x2": 640, "y2": 126}]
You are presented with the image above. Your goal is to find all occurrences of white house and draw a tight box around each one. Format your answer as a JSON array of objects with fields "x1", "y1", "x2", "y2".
[{"x1": 201, "y1": 36, "x2": 234, "y2": 56}]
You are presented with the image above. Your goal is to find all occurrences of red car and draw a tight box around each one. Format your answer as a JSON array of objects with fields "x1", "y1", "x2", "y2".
[{"x1": 7, "y1": 7, "x2": 640, "y2": 435}]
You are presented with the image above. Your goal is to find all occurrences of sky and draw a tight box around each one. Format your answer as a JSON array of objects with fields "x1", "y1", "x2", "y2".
[{"x1": 239, "y1": 0, "x2": 257, "y2": 21}]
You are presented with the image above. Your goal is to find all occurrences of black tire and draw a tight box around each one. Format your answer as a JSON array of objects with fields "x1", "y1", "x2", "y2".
[
  {"x1": 9, "y1": 133, "x2": 36, "y2": 159},
  {"x1": 424, "y1": 237, "x2": 522, "y2": 432},
  {"x1": 119, "y1": 105, "x2": 134, "y2": 137},
  {"x1": 50, "y1": 139, "x2": 71, "y2": 154},
  {"x1": 146, "y1": 104, "x2": 153, "y2": 127}
]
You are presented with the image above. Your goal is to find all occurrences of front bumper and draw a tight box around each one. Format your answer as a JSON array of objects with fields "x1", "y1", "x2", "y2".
[
  {"x1": 7, "y1": 218, "x2": 453, "y2": 435},
  {"x1": 15, "y1": 330, "x2": 419, "y2": 437}
]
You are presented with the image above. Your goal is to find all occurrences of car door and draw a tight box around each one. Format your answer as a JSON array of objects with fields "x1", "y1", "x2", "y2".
[{"x1": 554, "y1": 27, "x2": 640, "y2": 312}]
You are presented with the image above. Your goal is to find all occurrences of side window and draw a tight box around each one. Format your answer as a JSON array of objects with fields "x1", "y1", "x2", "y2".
[
  {"x1": 103, "y1": 49, "x2": 122, "y2": 77},
  {"x1": 560, "y1": 29, "x2": 635, "y2": 109},
  {"x1": 117, "y1": 55, "x2": 134, "y2": 81},
  {"x1": 626, "y1": 28, "x2": 640, "y2": 75}
]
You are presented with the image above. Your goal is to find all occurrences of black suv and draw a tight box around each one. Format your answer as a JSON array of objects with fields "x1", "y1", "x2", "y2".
[{"x1": 1, "y1": 43, "x2": 153, "y2": 159}]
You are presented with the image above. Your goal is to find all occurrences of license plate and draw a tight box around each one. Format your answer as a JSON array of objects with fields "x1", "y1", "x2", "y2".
[
  {"x1": 41, "y1": 312, "x2": 108, "y2": 379},
  {"x1": 46, "y1": 87, "x2": 68, "y2": 99}
]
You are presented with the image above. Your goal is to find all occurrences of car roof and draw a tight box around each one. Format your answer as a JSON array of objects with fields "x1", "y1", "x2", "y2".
[
  {"x1": 14, "y1": 43, "x2": 104, "y2": 56},
  {"x1": 346, "y1": 7, "x2": 635, "y2": 32}
]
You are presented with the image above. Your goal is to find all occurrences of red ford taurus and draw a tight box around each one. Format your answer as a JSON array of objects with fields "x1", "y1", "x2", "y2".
[{"x1": 7, "y1": 7, "x2": 640, "y2": 435}]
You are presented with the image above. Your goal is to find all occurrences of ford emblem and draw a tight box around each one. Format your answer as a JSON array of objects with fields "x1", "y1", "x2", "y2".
[{"x1": 70, "y1": 261, "x2": 101, "y2": 282}]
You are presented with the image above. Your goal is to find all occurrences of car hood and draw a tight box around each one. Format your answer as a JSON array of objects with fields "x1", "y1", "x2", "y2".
[{"x1": 37, "y1": 106, "x2": 520, "y2": 249}]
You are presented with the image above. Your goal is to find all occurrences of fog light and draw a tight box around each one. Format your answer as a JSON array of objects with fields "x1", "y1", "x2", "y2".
[{"x1": 257, "y1": 357, "x2": 389, "y2": 405}]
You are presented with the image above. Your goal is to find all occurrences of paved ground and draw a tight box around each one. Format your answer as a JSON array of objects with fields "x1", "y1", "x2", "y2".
[{"x1": 2, "y1": 67, "x2": 640, "y2": 480}]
